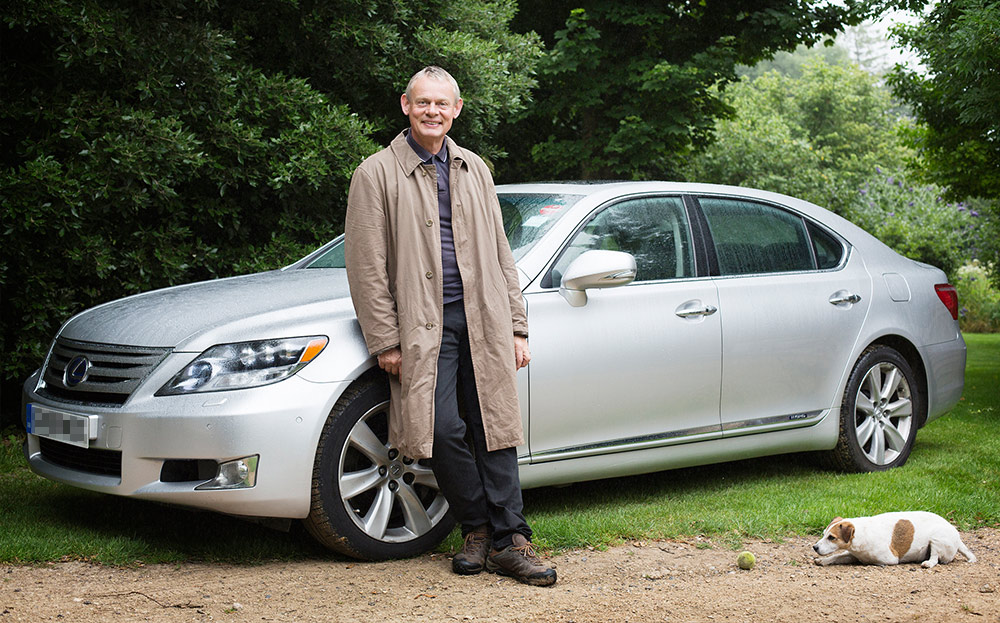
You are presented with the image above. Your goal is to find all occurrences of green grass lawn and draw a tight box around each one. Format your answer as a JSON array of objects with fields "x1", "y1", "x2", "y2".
[{"x1": 2, "y1": 334, "x2": 998, "y2": 565}]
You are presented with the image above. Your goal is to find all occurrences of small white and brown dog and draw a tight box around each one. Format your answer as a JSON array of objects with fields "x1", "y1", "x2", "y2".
[{"x1": 813, "y1": 511, "x2": 976, "y2": 568}]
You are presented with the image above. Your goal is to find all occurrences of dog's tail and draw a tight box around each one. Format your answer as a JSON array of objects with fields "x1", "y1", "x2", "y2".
[{"x1": 957, "y1": 539, "x2": 977, "y2": 563}]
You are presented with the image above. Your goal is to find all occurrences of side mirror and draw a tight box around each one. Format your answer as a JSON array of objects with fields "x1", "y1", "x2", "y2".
[{"x1": 559, "y1": 250, "x2": 637, "y2": 307}]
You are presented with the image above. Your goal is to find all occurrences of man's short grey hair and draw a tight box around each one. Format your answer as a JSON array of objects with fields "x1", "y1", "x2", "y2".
[{"x1": 405, "y1": 66, "x2": 461, "y2": 102}]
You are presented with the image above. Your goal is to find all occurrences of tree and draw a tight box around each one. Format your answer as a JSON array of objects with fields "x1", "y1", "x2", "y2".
[
  {"x1": 888, "y1": 0, "x2": 1000, "y2": 201},
  {"x1": 497, "y1": 0, "x2": 908, "y2": 182},
  {"x1": 214, "y1": 0, "x2": 542, "y2": 163},
  {"x1": 683, "y1": 56, "x2": 908, "y2": 214},
  {"x1": 839, "y1": 20, "x2": 899, "y2": 75},
  {"x1": 887, "y1": 0, "x2": 1000, "y2": 283},
  {"x1": 738, "y1": 41, "x2": 849, "y2": 80}
]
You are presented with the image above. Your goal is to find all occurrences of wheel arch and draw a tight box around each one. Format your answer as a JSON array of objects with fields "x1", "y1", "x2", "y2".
[
  {"x1": 347, "y1": 364, "x2": 391, "y2": 395},
  {"x1": 302, "y1": 365, "x2": 454, "y2": 559}
]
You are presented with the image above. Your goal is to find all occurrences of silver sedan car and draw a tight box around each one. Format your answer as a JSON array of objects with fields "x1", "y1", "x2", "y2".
[{"x1": 21, "y1": 182, "x2": 966, "y2": 560}]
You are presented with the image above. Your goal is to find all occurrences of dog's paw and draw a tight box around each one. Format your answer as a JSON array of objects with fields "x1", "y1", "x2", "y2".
[
  {"x1": 921, "y1": 560, "x2": 938, "y2": 569},
  {"x1": 814, "y1": 557, "x2": 829, "y2": 567}
]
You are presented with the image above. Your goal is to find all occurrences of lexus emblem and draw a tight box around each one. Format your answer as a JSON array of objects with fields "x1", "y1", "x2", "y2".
[{"x1": 65, "y1": 356, "x2": 91, "y2": 387}]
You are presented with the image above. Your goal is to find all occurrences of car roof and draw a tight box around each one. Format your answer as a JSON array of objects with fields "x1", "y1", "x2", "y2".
[
  {"x1": 499, "y1": 179, "x2": 854, "y2": 216},
  {"x1": 496, "y1": 180, "x2": 798, "y2": 203},
  {"x1": 499, "y1": 179, "x2": 781, "y2": 192}
]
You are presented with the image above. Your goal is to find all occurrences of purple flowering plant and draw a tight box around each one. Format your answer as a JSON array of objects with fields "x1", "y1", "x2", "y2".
[{"x1": 849, "y1": 169, "x2": 989, "y2": 279}]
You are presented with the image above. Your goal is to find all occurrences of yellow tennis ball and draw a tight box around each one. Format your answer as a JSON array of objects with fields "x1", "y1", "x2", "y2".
[{"x1": 737, "y1": 551, "x2": 756, "y2": 570}]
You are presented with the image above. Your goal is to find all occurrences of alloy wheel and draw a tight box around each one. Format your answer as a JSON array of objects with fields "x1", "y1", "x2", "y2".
[
  {"x1": 852, "y1": 361, "x2": 914, "y2": 466},
  {"x1": 338, "y1": 401, "x2": 449, "y2": 543}
]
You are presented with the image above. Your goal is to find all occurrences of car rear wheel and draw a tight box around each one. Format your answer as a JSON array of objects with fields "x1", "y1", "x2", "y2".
[
  {"x1": 827, "y1": 345, "x2": 921, "y2": 472},
  {"x1": 303, "y1": 376, "x2": 454, "y2": 559}
]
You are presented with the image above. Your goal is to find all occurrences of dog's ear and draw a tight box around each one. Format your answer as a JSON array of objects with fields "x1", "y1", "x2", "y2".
[
  {"x1": 837, "y1": 521, "x2": 855, "y2": 544},
  {"x1": 825, "y1": 517, "x2": 844, "y2": 532}
]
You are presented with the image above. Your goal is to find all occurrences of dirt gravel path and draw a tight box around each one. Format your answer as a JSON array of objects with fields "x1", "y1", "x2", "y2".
[{"x1": 3, "y1": 529, "x2": 998, "y2": 622}]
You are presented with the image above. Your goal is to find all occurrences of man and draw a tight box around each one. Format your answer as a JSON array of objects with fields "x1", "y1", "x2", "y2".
[{"x1": 344, "y1": 66, "x2": 556, "y2": 587}]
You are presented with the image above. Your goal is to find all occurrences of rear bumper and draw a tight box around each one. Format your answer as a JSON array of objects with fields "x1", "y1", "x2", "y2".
[
  {"x1": 22, "y1": 370, "x2": 347, "y2": 519},
  {"x1": 921, "y1": 335, "x2": 967, "y2": 425}
]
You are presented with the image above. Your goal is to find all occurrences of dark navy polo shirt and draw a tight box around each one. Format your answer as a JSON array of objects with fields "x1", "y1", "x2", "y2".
[{"x1": 406, "y1": 131, "x2": 464, "y2": 304}]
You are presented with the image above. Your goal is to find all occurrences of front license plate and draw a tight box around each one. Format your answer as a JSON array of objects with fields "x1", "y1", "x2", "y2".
[{"x1": 26, "y1": 404, "x2": 92, "y2": 449}]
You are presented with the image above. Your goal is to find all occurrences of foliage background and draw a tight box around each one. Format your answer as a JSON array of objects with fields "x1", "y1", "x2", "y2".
[
  {"x1": 2, "y1": 0, "x2": 998, "y2": 427},
  {"x1": 886, "y1": 0, "x2": 1000, "y2": 289},
  {"x1": 497, "y1": 0, "x2": 884, "y2": 182},
  {"x1": 681, "y1": 58, "x2": 907, "y2": 216}
]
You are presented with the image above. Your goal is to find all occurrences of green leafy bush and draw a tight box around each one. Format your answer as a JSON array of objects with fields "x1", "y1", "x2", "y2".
[
  {"x1": 954, "y1": 262, "x2": 1000, "y2": 333},
  {"x1": 0, "y1": 1, "x2": 379, "y2": 421},
  {"x1": 499, "y1": 2, "x2": 878, "y2": 182}
]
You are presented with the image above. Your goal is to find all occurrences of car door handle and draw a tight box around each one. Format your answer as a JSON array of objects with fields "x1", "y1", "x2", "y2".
[
  {"x1": 829, "y1": 292, "x2": 862, "y2": 305},
  {"x1": 675, "y1": 304, "x2": 718, "y2": 318}
]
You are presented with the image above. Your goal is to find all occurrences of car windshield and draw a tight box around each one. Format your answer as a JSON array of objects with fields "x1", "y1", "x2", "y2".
[
  {"x1": 303, "y1": 193, "x2": 582, "y2": 268},
  {"x1": 500, "y1": 193, "x2": 582, "y2": 259}
]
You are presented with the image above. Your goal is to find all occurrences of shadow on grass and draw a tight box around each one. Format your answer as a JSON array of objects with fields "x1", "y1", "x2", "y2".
[
  {"x1": 522, "y1": 452, "x2": 824, "y2": 513},
  {"x1": 9, "y1": 484, "x2": 341, "y2": 564}
]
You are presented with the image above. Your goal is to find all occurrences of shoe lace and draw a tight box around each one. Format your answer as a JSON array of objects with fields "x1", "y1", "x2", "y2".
[
  {"x1": 511, "y1": 541, "x2": 540, "y2": 562},
  {"x1": 464, "y1": 531, "x2": 488, "y2": 549}
]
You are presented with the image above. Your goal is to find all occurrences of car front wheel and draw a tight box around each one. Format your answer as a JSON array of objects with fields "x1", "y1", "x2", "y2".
[
  {"x1": 827, "y1": 345, "x2": 921, "y2": 472},
  {"x1": 303, "y1": 376, "x2": 454, "y2": 559}
]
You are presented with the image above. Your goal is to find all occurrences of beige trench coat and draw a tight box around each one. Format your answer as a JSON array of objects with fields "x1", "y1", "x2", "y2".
[{"x1": 344, "y1": 131, "x2": 528, "y2": 460}]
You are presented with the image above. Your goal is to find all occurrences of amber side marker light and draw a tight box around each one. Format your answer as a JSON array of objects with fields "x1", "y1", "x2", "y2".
[{"x1": 301, "y1": 337, "x2": 328, "y2": 363}]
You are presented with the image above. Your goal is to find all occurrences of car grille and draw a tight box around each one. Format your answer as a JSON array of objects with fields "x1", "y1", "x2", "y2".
[
  {"x1": 38, "y1": 338, "x2": 170, "y2": 406},
  {"x1": 38, "y1": 437, "x2": 123, "y2": 477}
]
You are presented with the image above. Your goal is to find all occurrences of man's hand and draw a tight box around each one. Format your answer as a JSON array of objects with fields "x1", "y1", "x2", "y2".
[
  {"x1": 378, "y1": 347, "x2": 402, "y2": 376},
  {"x1": 514, "y1": 335, "x2": 531, "y2": 370}
]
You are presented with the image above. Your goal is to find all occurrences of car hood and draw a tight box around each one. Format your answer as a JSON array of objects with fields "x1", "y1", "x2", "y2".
[{"x1": 59, "y1": 268, "x2": 358, "y2": 351}]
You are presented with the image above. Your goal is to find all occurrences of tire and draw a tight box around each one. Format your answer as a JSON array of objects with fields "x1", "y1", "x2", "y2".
[
  {"x1": 826, "y1": 345, "x2": 922, "y2": 472},
  {"x1": 303, "y1": 375, "x2": 454, "y2": 559}
]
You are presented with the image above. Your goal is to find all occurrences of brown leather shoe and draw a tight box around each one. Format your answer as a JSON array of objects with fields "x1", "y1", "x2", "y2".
[
  {"x1": 486, "y1": 534, "x2": 557, "y2": 586},
  {"x1": 452, "y1": 526, "x2": 490, "y2": 575}
]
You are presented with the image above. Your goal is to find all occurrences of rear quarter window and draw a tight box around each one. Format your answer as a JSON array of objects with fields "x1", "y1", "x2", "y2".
[{"x1": 807, "y1": 221, "x2": 845, "y2": 269}]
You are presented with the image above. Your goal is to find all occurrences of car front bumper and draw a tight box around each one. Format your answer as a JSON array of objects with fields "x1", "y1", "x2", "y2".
[{"x1": 22, "y1": 368, "x2": 346, "y2": 519}]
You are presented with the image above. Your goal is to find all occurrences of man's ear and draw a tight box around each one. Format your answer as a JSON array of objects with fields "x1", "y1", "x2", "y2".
[
  {"x1": 453, "y1": 97, "x2": 463, "y2": 118},
  {"x1": 400, "y1": 93, "x2": 410, "y2": 115}
]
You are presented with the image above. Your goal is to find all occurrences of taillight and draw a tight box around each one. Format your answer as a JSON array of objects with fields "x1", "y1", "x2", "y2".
[{"x1": 935, "y1": 284, "x2": 959, "y2": 320}]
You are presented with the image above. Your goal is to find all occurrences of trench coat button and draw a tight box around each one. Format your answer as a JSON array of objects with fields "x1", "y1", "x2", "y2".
[
  {"x1": 425, "y1": 219, "x2": 433, "y2": 227},
  {"x1": 425, "y1": 271, "x2": 433, "y2": 279},
  {"x1": 425, "y1": 322, "x2": 434, "y2": 330}
]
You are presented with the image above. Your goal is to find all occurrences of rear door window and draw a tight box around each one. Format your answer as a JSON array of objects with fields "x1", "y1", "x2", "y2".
[{"x1": 698, "y1": 197, "x2": 823, "y2": 275}]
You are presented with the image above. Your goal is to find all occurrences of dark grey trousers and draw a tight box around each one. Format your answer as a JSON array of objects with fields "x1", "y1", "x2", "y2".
[{"x1": 430, "y1": 300, "x2": 532, "y2": 550}]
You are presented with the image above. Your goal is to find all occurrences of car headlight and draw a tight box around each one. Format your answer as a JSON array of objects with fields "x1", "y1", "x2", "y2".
[{"x1": 156, "y1": 336, "x2": 328, "y2": 396}]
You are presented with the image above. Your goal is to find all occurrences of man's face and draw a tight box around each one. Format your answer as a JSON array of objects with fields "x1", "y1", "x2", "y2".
[{"x1": 401, "y1": 76, "x2": 462, "y2": 153}]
